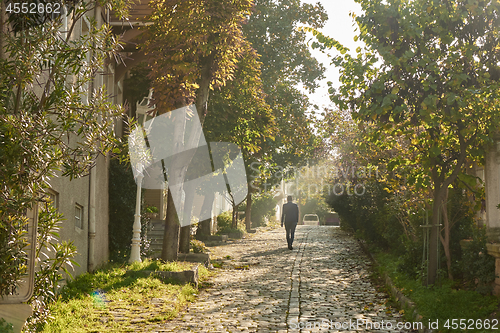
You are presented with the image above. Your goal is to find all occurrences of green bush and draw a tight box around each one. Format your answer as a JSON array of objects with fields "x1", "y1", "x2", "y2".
[
  {"x1": 250, "y1": 193, "x2": 277, "y2": 227},
  {"x1": 0, "y1": 213, "x2": 28, "y2": 298},
  {"x1": 216, "y1": 211, "x2": 232, "y2": 233},
  {"x1": 328, "y1": 178, "x2": 481, "y2": 286},
  {"x1": 108, "y1": 158, "x2": 137, "y2": 262},
  {"x1": 327, "y1": 181, "x2": 397, "y2": 249},
  {"x1": 0, "y1": 318, "x2": 14, "y2": 333},
  {"x1": 397, "y1": 235, "x2": 425, "y2": 279},
  {"x1": 376, "y1": 251, "x2": 498, "y2": 330},
  {"x1": 24, "y1": 203, "x2": 79, "y2": 332},
  {"x1": 225, "y1": 228, "x2": 245, "y2": 238},
  {"x1": 461, "y1": 227, "x2": 496, "y2": 294},
  {"x1": 216, "y1": 211, "x2": 245, "y2": 237},
  {"x1": 190, "y1": 239, "x2": 207, "y2": 253}
]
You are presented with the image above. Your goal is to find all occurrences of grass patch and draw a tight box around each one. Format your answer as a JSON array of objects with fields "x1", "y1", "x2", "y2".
[
  {"x1": 374, "y1": 251, "x2": 499, "y2": 332},
  {"x1": 211, "y1": 260, "x2": 224, "y2": 269},
  {"x1": 41, "y1": 259, "x2": 208, "y2": 332},
  {"x1": 128, "y1": 259, "x2": 193, "y2": 272}
]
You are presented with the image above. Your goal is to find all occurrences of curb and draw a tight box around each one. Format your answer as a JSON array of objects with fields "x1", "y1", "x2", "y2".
[
  {"x1": 127, "y1": 264, "x2": 200, "y2": 288},
  {"x1": 357, "y1": 240, "x2": 434, "y2": 333}
]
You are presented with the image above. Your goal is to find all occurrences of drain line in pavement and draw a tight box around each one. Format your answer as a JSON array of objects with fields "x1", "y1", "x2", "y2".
[{"x1": 286, "y1": 228, "x2": 312, "y2": 332}]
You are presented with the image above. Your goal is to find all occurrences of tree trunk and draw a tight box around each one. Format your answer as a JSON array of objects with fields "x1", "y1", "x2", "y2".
[
  {"x1": 245, "y1": 188, "x2": 252, "y2": 232},
  {"x1": 232, "y1": 203, "x2": 239, "y2": 229},
  {"x1": 195, "y1": 192, "x2": 215, "y2": 240},
  {"x1": 427, "y1": 183, "x2": 448, "y2": 285},
  {"x1": 196, "y1": 219, "x2": 211, "y2": 240},
  {"x1": 196, "y1": 50, "x2": 215, "y2": 126},
  {"x1": 160, "y1": 46, "x2": 215, "y2": 260},
  {"x1": 178, "y1": 180, "x2": 196, "y2": 253},
  {"x1": 162, "y1": 188, "x2": 179, "y2": 261},
  {"x1": 439, "y1": 189, "x2": 453, "y2": 280},
  {"x1": 178, "y1": 225, "x2": 190, "y2": 253},
  {"x1": 426, "y1": 129, "x2": 468, "y2": 285},
  {"x1": 427, "y1": 195, "x2": 439, "y2": 285}
]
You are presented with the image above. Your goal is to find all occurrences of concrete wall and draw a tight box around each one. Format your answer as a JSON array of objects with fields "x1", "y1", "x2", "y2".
[
  {"x1": 48, "y1": 173, "x2": 90, "y2": 277},
  {"x1": 47, "y1": 153, "x2": 110, "y2": 277},
  {"x1": 144, "y1": 189, "x2": 163, "y2": 218},
  {"x1": 44, "y1": 10, "x2": 114, "y2": 277},
  {"x1": 484, "y1": 142, "x2": 500, "y2": 241},
  {"x1": 92, "y1": 154, "x2": 110, "y2": 269}
]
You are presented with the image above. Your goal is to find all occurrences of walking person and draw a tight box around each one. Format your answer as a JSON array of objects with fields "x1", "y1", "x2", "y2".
[{"x1": 281, "y1": 195, "x2": 299, "y2": 250}]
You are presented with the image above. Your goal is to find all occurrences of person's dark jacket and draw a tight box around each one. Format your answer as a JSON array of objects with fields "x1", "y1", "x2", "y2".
[{"x1": 281, "y1": 202, "x2": 299, "y2": 227}]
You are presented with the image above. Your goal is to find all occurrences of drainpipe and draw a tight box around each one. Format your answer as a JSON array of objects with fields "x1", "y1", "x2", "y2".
[
  {"x1": 88, "y1": 164, "x2": 96, "y2": 272},
  {"x1": 87, "y1": 5, "x2": 102, "y2": 273}
]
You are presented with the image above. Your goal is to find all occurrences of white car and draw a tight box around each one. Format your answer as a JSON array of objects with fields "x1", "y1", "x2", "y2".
[{"x1": 302, "y1": 214, "x2": 320, "y2": 226}]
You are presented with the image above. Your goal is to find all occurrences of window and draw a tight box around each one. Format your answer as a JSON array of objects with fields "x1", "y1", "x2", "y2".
[
  {"x1": 75, "y1": 204, "x2": 83, "y2": 229},
  {"x1": 45, "y1": 189, "x2": 59, "y2": 210}
]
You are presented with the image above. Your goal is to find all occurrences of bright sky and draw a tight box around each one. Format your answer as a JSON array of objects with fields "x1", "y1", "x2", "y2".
[{"x1": 300, "y1": 0, "x2": 364, "y2": 110}]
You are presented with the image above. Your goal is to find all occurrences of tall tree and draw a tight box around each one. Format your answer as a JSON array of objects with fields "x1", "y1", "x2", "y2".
[
  {"x1": 142, "y1": 0, "x2": 254, "y2": 260},
  {"x1": 237, "y1": 0, "x2": 329, "y2": 229},
  {"x1": 204, "y1": 42, "x2": 276, "y2": 232},
  {"x1": 243, "y1": 0, "x2": 328, "y2": 166},
  {"x1": 0, "y1": 0, "x2": 128, "y2": 295},
  {"x1": 318, "y1": 0, "x2": 500, "y2": 284}
]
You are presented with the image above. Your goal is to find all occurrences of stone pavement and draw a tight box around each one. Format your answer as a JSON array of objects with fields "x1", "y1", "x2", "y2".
[{"x1": 145, "y1": 226, "x2": 417, "y2": 332}]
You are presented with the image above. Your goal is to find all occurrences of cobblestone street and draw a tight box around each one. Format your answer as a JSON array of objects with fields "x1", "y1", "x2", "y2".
[{"x1": 147, "y1": 226, "x2": 415, "y2": 332}]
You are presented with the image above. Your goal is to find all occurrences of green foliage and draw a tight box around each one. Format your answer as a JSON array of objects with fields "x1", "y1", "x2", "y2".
[
  {"x1": 461, "y1": 228, "x2": 496, "y2": 295},
  {"x1": 216, "y1": 211, "x2": 245, "y2": 237},
  {"x1": 204, "y1": 40, "x2": 276, "y2": 201},
  {"x1": 190, "y1": 239, "x2": 207, "y2": 254},
  {"x1": 244, "y1": 0, "x2": 327, "y2": 92},
  {"x1": 123, "y1": 63, "x2": 152, "y2": 114},
  {"x1": 238, "y1": 0, "x2": 329, "y2": 190},
  {"x1": 446, "y1": 183, "x2": 478, "y2": 278},
  {"x1": 327, "y1": 180, "x2": 401, "y2": 249},
  {"x1": 249, "y1": 192, "x2": 277, "y2": 227},
  {"x1": 108, "y1": 158, "x2": 137, "y2": 262},
  {"x1": 24, "y1": 203, "x2": 79, "y2": 332},
  {"x1": 0, "y1": 213, "x2": 29, "y2": 297},
  {"x1": 376, "y1": 251, "x2": 498, "y2": 330},
  {"x1": 0, "y1": 0, "x2": 128, "y2": 296},
  {"x1": 41, "y1": 261, "x2": 201, "y2": 332},
  {"x1": 215, "y1": 211, "x2": 232, "y2": 234},
  {"x1": 144, "y1": 0, "x2": 254, "y2": 113},
  {"x1": 300, "y1": 26, "x2": 349, "y2": 54},
  {"x1": 397, "y1": 235, "x2": 425, "y2": 279},
  {"x1": 317, "y1": 0, "x2": 500, "y2": 284},
  {"x1": 127, "y1": 259, "x2": 193, "y2": 273},
  {"x1": 0, "y1": 318, "x2": 14, "y2": 333}
]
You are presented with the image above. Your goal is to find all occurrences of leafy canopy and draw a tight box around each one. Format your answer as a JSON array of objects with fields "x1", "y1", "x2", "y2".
[
  {"x1": 313, "y1": 0, "x2": 500, "y2": 284},
  {"x1": 326, "y1": 0, "x2": 500, "y2": 190},
  {"x1": 242, "y1": 0, "x2": 329, "y2": 174},
  {"x1": 143, "y1": 0, "x2": 254, "y2": 113}
]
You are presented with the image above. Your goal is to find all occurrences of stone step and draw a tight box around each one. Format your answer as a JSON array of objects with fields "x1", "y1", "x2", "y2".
[
  {"x1": 127, "y1": 264, "x2": 200, "y2": 288},
  {"x1": 147, "y1": 231, "x2": 164, "y2": 237}
]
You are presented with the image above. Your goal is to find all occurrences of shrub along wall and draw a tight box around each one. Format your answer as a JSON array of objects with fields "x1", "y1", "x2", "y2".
[
  {"x1": 327, "y1": 179, "x2": 495, "y2": 294},
  {"x1": 109, "y1": 159, "x2": 137, "y2": 262}
]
